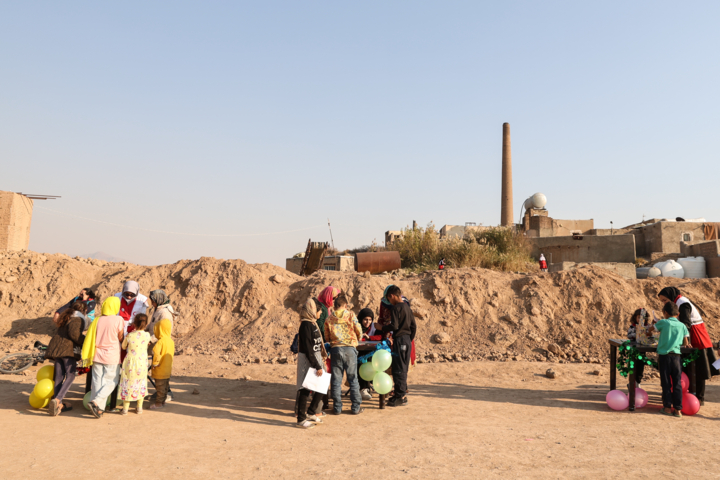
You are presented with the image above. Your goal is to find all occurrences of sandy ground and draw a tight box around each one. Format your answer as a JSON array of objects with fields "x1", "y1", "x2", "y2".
[{"x1": 1, "y1": 356, "x2": 719, "y2": 479}]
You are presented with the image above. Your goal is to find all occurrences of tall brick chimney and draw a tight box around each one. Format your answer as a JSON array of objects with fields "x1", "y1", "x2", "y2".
[{"x1": 500, "y1": 122, "x2": 513, "y2": 226}]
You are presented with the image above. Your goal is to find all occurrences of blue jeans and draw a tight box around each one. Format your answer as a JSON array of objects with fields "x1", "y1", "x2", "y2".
[{"x1": 330, "y1": 346, "x2": 362, "y2": 413}]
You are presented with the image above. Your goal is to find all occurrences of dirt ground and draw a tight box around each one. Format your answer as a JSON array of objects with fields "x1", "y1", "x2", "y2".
[{"x1": 2, "y1": 356, "x2": 719, "y2": 479}]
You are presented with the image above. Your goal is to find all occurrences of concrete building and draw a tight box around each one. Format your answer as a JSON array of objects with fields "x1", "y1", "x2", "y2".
[
  {"x1": 385, "y1": 230, "x2": 403, "y2": 247},
  {"x1": 285, "y1": 255, "x2": 354, "y2": 275},
  {"x1": 523, "y1": 214, "x2": 594, "y2": 238},
  {"x1": 0, "y1": 191, "x2": 33, "y2": 251},
  {"x1": 527, "y1": 234, "x2": 636, "y2": 264},
  {"x1": 439, "y1": 224, "x2": 491, "y2": 239}
]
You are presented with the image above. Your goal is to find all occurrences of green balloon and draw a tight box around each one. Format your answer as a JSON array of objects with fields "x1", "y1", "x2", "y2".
[
  {"x1": 371, "y1": 350, "x2": 392, "y2": 372},
  {"x1": 359, "y1": 362, "x2": 377, "y2": 381},
  {"x1": 373, "y1": 372, "x2": 393, "y2": 395},
  {"x1": 83, "y1": 392, "x2": 92, "y2": 411}
]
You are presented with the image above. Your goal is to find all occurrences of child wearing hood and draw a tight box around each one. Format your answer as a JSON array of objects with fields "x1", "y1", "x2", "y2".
[{"x1": 149, "y1": 319, "x2": 174, "y2": 410}]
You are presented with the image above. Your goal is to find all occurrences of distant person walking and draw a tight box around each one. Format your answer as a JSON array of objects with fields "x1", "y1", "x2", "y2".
[{"x1": 539, "y1": 254, "x2": 548, "y2": 272}]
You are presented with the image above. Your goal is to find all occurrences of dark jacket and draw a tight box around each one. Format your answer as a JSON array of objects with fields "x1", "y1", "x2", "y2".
[
  {"x1": 382, "y1": 302, "x2": 417, "y2": 340},
  {"x1": 46, "y1": 317, "x2": 85, "y2": 360},
  {"x1": 298, "y1": 321, "x2": 324, "y2": 370}
]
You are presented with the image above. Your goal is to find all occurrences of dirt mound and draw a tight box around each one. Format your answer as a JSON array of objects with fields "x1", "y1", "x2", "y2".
[{"x1": 2, "y1": 250, "x2": 720, "y2": 364}]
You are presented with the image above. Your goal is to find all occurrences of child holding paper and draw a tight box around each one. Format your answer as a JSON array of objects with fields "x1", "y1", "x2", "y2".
[{"x1": 296, "y1": 298, "x2": 327, "y2": 429}]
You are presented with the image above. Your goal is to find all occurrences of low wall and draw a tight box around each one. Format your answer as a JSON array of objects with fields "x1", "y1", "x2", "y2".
[
  {"x1": 527, "y1": 234, "x2": 636, "y2": 264},
  {"x1": 548, "y1": 262, "x2": 637, "y2": 280},
  {"x1": 686, "y1": 240, "x2": 720, "y2": 260},
  {"x1": 708, "y1": 258, "x2": 720, "y2": 278}
]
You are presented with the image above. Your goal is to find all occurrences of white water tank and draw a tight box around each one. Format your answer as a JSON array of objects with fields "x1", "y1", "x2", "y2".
[
  {"x1": 648, "y1": 267, "x2": 662, "y2": 278},
  {"x1": 658, "y1": 260, "x2": 684, "y2": 278},
  {"x1": 678, "y1": 257, "x2": 707, "y2": 279},
  {"x1": 523, "y1": 193, "x2": 547, "y2": 211}
]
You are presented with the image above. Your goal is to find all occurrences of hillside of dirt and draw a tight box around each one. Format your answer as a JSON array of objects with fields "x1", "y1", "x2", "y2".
[{"x1": 2, "y1": 249, "x2": 720, "y2": 365}]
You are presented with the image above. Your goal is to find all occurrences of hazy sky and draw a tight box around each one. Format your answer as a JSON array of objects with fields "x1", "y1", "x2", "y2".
[{"x1": 2, "y1": 2, "x2": 719, "y2": 266}]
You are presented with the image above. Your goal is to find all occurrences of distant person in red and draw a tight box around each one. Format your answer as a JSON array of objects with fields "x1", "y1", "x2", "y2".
[
  {"x1": 539, "y1": 254, "x2": 548, "y2": 272},
  {"x1": 438, "y1": 258, "x2": 446, "y2": 270}
]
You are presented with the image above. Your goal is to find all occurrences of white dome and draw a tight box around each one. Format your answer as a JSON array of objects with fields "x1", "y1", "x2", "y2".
[{"x1": 659, "y1": 260, "x2": 684, "y2": 279}]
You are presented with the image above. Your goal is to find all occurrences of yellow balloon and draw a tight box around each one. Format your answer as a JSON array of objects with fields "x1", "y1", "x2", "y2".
[
  {"x1": 36, "y1": 365, "x2": 54, "y2": 382},
  {"x1": 33, "y1": 378, "x2": 54, "y2": 400},
  {"x1": 29, "y1": 393, "x2": 49, "y2": 409}
]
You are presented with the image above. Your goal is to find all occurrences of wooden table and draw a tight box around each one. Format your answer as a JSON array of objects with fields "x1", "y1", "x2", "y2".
[
  {"x1": 608, "y1": 339, "x2": 697, "y2": 412},
  {"x1": 357, "y1": 342, "x2": 388, "y2": 409}
]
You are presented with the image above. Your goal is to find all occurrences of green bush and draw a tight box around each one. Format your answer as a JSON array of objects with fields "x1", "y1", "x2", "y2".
[{"x1": 387, "y1": 223, "x2": 534, "y2": 272}]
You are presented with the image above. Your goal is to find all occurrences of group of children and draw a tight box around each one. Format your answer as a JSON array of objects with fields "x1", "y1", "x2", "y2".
[
  {"x1": 626, "y1": 286, "x2": 718, "y2": 418},
  {"x1": 45, "y1": 281, "x2": 176, "y2": 418},
  {"x1": 294, "y1": 284, "x2": 417, "y2": 429}
]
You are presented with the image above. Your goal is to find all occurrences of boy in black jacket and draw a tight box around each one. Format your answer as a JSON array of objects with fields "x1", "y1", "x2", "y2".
[{"x1": 382, "y1": 285, "x2": 417, "y2": 407}]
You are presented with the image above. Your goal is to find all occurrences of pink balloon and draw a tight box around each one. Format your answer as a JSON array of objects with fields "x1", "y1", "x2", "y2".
[
  {"x1": 681, "y1": 372, "x2": 689, "y2": 393},
  {"x1": 634, "y1": 388, "x2": 649, "y2": 408},
  {"x1": 606, "y1": 390, "x2": 629, "y2": 411},
  {"x1": 681, "y1": 392, "x2": 700, "y2": 416}
]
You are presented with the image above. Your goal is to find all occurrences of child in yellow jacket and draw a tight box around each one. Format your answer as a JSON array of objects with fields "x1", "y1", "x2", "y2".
[{"x1": 149, "y1": 319, "x2": 174, "y2": 410}]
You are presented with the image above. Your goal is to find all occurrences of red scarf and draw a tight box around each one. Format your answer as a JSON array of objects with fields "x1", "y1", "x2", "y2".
[{"x1": 120, "y1": 298, "x2": 136, "y2": 322}]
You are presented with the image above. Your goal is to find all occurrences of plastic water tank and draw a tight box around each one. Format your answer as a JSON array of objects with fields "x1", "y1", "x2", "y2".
[
  {"x1": 647, "y1": 267, "x2": 662, "y2": 278},
  {"x1": 678, "y1": 257, "x2": 707, "y2": 279},
  {"x1": 659, "y1": 260, "x2": 684, "y2": 278},
  {"x1": 523, "y1": 193, "x2": 547, "y2": 211}
]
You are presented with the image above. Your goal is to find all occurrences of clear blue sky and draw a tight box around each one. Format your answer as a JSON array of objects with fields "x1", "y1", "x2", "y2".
[{"x1": 2, "y1": 2, "x2": 719, "y2": 266}]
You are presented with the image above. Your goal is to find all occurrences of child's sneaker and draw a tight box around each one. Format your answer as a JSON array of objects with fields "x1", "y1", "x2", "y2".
[
  {"x1": 361, "y1": 389, "x2": 372, "y2": 401},
  {"x1": 306, "y1": 414, "x2": 323, "y2": 424},
  {"x1": 296, "y1": 420, "x2": 315, "y2": 429}
]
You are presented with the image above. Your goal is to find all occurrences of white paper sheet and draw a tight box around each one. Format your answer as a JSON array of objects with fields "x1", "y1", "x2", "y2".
[
  {"x1": 713, "y1": 359, "x2": 720, "y2": 371},
  {"x1": 302, "y1": 369, "x2": 331, "y2": 394}
]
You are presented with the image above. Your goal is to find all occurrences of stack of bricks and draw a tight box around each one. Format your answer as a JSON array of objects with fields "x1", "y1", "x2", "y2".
[{"x1": 0, "y1": 191, "x2": 33, "y2": 251}]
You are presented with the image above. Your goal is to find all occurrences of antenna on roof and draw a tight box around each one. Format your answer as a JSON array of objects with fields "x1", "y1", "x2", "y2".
[
  {"x1": 327, "y1": 218, "x2": 335, "y2": 250},
  {"x1": 16, "y1": 193, "x2": 61, "y2": 200}
]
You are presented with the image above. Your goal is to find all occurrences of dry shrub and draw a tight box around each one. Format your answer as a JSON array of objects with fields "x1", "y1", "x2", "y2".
[{"x1": 388, "y1": 224, "x2": 534, "y2": 272}]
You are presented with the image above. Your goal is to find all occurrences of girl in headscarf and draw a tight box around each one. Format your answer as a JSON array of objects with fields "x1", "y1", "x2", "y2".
[
  {"x1": 146, "y1": 289, "x2": 177, "y2": 403},
  {"x1": 295, "y1": 298, "x2": 327, "y2": 429},
  {"x1": 357, "y1": 307, "x2": 379, "y2": 400},
  {"x1": 84, "y1": 297, "x2": 125, "y2": 418},
  {"x1": 315, "y1": 286, "x2": 340, "y2": 339},
  {"x1": 359, "y1": 308, "x2": 380, "y2": 341},
  {"x1": 539, "y1": 254, "x2": 548, "y2": 272},
  {"x1": 378, "y1": 285, "x2": 396, "y2": 329},
  {"x1": 149, "y1": 319, "x2": 175, "y2": 410},
  {"x1": 658, "y1": 286, "x2": 718, "y2": 404},
  {"x1": 147, "y1": 289, "x2": 176, "y2": 343}
]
